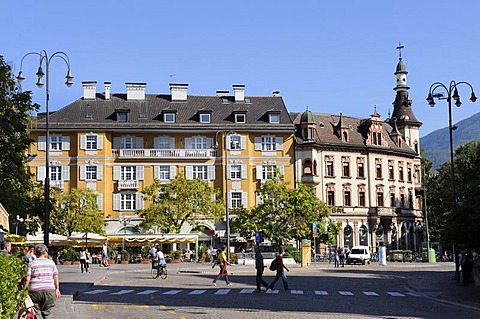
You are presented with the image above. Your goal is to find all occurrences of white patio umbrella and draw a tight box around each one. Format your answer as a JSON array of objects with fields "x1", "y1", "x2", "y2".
[
  {"x1": 25, "y1": 231, "x2": 69, "y2": 246},
  {"x1": 69, "y1": 232, "x2": 107, "y2": 247}
]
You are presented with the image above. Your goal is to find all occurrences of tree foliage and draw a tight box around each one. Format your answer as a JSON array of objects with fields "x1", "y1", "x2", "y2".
[
  {"x1": 139, "y1": 175, "x2": 225, "y2": 234},
  {"x1": 231, "y1": 173, "x2": 330, "y2": 246},
  {"x1": 0, "y1": 55, "x2": 42, "y2": 230},
  {"x1": 0, "y1": 252, "x2": 28, "y2": 319},
  {"x1": 426, "y1": 140, "x2": 480, "y2": 248},
  {"x1": 50, "y1": 188, "x2": 105, "y2": 236}
]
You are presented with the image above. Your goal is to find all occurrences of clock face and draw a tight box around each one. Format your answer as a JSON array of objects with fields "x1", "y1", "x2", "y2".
[{"x1": 344, "y1": 225, "x2": 352, "y2": 237}]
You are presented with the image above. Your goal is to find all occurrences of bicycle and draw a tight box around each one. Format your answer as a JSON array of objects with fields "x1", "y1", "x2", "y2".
[{"x1": 151, "y1": 262, "x2": 167, "y2": 279}]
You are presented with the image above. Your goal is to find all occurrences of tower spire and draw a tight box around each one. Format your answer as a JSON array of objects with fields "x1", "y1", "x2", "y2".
[{"x1": 396, "y1": 42, "x2": 404, "y2": 60}]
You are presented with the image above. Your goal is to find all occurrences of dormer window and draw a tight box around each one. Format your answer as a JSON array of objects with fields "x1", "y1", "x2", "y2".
[
  {"x1": 235, "y1": 113, "x2": 246, "y2": 123},
  {"x1": 164, "y1": 112, "x2": 176, "y2": 123},
  {"x1": 115, "y1": 109, "x2": 130, "y2": 122},
  {"x1": 269, "y1": 112, "x2": 280, "y2": 124},
  {"x1": 199, "y1": 113, "x2": 211, "y2": 123}
]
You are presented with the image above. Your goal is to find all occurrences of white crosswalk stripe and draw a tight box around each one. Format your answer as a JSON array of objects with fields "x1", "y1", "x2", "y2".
[
  {"x1": 265, "y1": 289, "x2": 279, "y2": 294},
  {"x1": 214, "y1": 289, "x2": 231, "y2": 295},
  {"x1": 81, "y1": 288, "x2": 421, "y2": 298},
  {"x1": 85, "y1": 289, "x2": 110, "y2": 295},
  {"x1": 189, "y1": 290, "x2": 207, "y2": 295},
  {"x1": 363, "y1": 291, "x2": 379, "y2": 296},
  {"x1": 240, "y1": 289, "x2": 255, "y2": 294},
  {"x1": 110, "y1": 290, "x2": 134, "y2": 295},
  {"x1": 137, "y1": 290, "x2": 158, "y2": 295},
  {"x1": 387, "y1": 292, "x2": 406, "y2": 297}
]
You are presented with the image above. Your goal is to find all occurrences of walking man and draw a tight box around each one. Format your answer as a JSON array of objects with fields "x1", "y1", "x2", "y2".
[
  {"x1": 24, "y1": 244, "x2": 61, "y2": 319},
  {"x1": 267, "y1": 248, "x2": 290, "y2": 291},
  {"x1": 101, "y1": 241, "x2": 109, "y2": 267},
  {"x1": 255, "y1": 247, "x2": 269, "y2": 291}
]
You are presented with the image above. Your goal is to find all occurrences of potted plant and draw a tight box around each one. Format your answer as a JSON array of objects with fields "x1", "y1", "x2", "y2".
[
  {"x1": 198, "y1": 245, "x2": 207, "y2": 263},
  {"x1": 63, "y1": 247, "x2": 79, "y2": 265},
  {"x1": 170, "y1": 250, "x2": 182, "y2": 263},
  {"x1": 120, "y1": 250, "x2": 129, "y2": 264},
  {"x1": 107, "y1": 244, "x2": 118, "y2": 264}
]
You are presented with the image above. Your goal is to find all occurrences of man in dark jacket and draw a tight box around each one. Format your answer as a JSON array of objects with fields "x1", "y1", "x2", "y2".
[{"x1": 255, "y1": 247, "x2": 269, "y2": 291}]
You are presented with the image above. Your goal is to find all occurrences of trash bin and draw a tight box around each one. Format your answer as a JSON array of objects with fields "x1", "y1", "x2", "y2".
[
  {"x1": 403, "y1": 250, "x2": 413, "y2": 262},
  {"x1": 391, "y1": 250, "x2": 404, "y2": 262},
  {"x1": 422, "y1": 248, "x2": 436, "y2": 263}
]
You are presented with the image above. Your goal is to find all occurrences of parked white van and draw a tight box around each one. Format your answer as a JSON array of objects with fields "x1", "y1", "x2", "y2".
[{"x1": 346, "y1": 246, "x2": 371, "y2": 265}]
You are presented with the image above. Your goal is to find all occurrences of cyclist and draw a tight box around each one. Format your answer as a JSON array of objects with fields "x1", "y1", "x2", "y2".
[{"x1": 156, "y1": 248, "x2": 166, "y2": 268}]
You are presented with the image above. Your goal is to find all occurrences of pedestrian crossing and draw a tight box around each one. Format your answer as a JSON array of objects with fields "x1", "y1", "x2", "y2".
[{"x1": 82, "y1": 288, "x2": 420, "y2": 298}]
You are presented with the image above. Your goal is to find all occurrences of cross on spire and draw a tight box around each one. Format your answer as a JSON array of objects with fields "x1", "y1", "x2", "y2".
[{"x1": 396, "y1": 42, "x2": 404, "y2": 59}]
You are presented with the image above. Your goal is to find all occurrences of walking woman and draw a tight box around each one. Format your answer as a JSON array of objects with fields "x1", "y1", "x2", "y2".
[{"x1": 212, "y1": 245, "x2": 233, "y2": 286}]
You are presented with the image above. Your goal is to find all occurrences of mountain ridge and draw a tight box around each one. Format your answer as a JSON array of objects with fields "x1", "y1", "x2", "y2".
[{"x1": 421, "y1": 112, "x2": 480, "y2": 169}]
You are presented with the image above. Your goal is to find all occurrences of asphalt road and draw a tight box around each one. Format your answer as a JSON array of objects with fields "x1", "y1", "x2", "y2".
[{"x1": 69, "y1": 263, "x2": 480, "y2": 319}]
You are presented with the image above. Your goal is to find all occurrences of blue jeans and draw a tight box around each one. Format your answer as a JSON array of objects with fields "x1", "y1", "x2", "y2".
[
  {"x1": 213, "y1": 265, "x2": 230, "y2": 284},
  {"x1": 268, "y1": 270, "x2": 289, "y2": 290}
]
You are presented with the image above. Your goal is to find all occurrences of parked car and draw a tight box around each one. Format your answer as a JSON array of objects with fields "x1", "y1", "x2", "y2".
[{"x1": 346, "y1": 246, "x2": 371, "y2": 265}]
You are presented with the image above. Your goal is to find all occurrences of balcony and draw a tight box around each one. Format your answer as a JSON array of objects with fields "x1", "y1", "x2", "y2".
[
  {"x1": 301, "y1": 174, "x2": 321, "y2": 185},
  {"x1": 112, "y1": 148, "x2": 218, "y2": 159},
  {"x1": 50, "y1": 180, "x2": 64, "y2": 190},
  {"x1": 118, "y1": 180, "x2": 139, "y2": 190}
]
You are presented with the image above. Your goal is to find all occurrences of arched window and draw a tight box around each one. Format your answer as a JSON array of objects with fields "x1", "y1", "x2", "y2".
[
  {"x1": 303, "y1": 159, "x2": 313, "y2": 175},
  {"x1": 343, "y1": 131, "x2": 348, "y2": 142}
]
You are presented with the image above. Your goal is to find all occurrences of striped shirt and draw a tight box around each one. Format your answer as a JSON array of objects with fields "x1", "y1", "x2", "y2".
[{"x1": 27, "y1": 257, "x2": 59, "y2": 291}]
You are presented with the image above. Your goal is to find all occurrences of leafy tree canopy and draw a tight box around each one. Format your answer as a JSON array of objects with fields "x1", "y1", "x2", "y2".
[
  {"x1": 426, "y1": 140, "x2": 480, "y2": 248},
  {"x1": 138, "y1": 175, "x2": 225, "y2": 234},
  {"x1": 0, "y1": 55, "x2": 42, "y2": 230},
  {"x1": 50, "y1": 188, "x2": 105, "y2": 236},
  {"x1": 231, "y1": 172, "x2": 330, "y2": 246}
]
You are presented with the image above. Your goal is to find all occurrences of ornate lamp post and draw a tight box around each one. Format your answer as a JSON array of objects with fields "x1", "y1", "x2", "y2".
[
  {"x1": 214, "y1": 130, "x2": 238, "y2": 262},
  {"x1": 426, "y1": 80, "x2": 476, "y2": 279},
  {"x1": 120, "y1": 216, "x2": 131, "y2": 261},
  {"x1": 17, "y1": 51, "x2": 73, "y2": 247}
]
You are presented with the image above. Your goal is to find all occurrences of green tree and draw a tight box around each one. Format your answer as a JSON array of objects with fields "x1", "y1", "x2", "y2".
[
  {"x1": 231, "y1": 172, "x2": 330, "y2": 246},
  {"x1": 50, "y1": 188, "x2": 105, "y2": 236},
  {"x1": 0, "y1": 55, "x2": 42, "y2": 230},
  {"x1": 139, "y1": 176, "x2": 224, "y2": 233},
  {"x1": 426, "y1": 140, "x2": 480, "y2": 248}
]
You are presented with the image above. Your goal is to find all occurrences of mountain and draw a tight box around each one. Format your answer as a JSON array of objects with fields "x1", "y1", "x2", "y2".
[{"x1": 421, "y1": 112, "x2": 480, "y2": 169}]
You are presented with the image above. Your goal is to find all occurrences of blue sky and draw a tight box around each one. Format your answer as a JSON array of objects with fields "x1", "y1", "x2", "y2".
[{"x1": 2, "y1": 0, "x2": 480, "y2": 136}]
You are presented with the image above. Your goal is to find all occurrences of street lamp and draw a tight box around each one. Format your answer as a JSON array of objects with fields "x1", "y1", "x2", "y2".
[
  {"x1": 17, "y1": 50, "x2": 73, "y2": 247},
  {"x1": 426, "y1": 80, "x2": 476, "y2": 279},
  {"x1": 120, "y1": 216, "x2": 131, "y2": 260},
  {"x1": 214, "y1": 130, "x2": 238, "y2": 262}
]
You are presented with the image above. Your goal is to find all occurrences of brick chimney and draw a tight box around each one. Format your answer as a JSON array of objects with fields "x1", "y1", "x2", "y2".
[
  {"x1": 233, "y1": 84, "x2": 245, "y2": 102},
  {"x1": 126, "y1": 82, "x2": 146, "y2": 101},
  {"x1": 82, "y1": 81, "x2": 97, "y2": 100},
  {"x1": 169, "y1": 83, "x2": 188, "y2": 101},
  {"x1": 104, "y1": 82, "x2": 111, "y2": 100}
]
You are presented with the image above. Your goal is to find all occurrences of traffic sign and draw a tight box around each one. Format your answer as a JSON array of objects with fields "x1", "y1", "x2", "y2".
[{"x1": 312, "y1": 222, "x2": 317, "y2": 231}]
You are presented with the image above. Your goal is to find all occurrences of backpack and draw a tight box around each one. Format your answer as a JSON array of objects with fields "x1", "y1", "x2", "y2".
[{"x1": 269, "y1": 257, "x2": 278, "y2": 271}]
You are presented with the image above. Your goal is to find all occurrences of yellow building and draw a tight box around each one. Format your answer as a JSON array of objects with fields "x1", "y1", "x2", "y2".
[{"x1": 28, "y1": 82, "x2": 295, "y2": 245}]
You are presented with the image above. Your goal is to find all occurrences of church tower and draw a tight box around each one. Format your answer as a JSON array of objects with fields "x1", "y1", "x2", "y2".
[{"x1": 390, "y1": 44, "x2": 422, "y2": 155}]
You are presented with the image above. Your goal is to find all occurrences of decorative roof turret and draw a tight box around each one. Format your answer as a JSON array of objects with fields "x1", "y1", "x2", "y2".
[{"x1": 390, "y1": 43, "x2": 421, "y2": 125}]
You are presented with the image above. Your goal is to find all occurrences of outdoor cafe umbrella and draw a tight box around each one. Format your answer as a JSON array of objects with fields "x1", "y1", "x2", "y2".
[
  {"x1": 69, "y1": 232, "x2": 107, "y2": 248},
  {"x1": 25, "y1": 231, "x2": 69, "y2": 246}
]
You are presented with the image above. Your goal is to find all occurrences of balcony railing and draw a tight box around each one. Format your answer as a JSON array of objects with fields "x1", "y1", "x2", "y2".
[
  {"x1": 50, "y1": 180, "x2": 64, "y2": 190},
  {"x1": 112, "y1": 149, "x2": 218, "y2": 159},
  {"x1": 118, "y1": 180, "x2": 139, "y2": 190}
]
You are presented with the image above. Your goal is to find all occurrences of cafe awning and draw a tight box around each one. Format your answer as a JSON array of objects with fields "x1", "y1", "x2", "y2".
[{"x1": 107, "y1": 233, "x2": 198, "y2": 246}]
